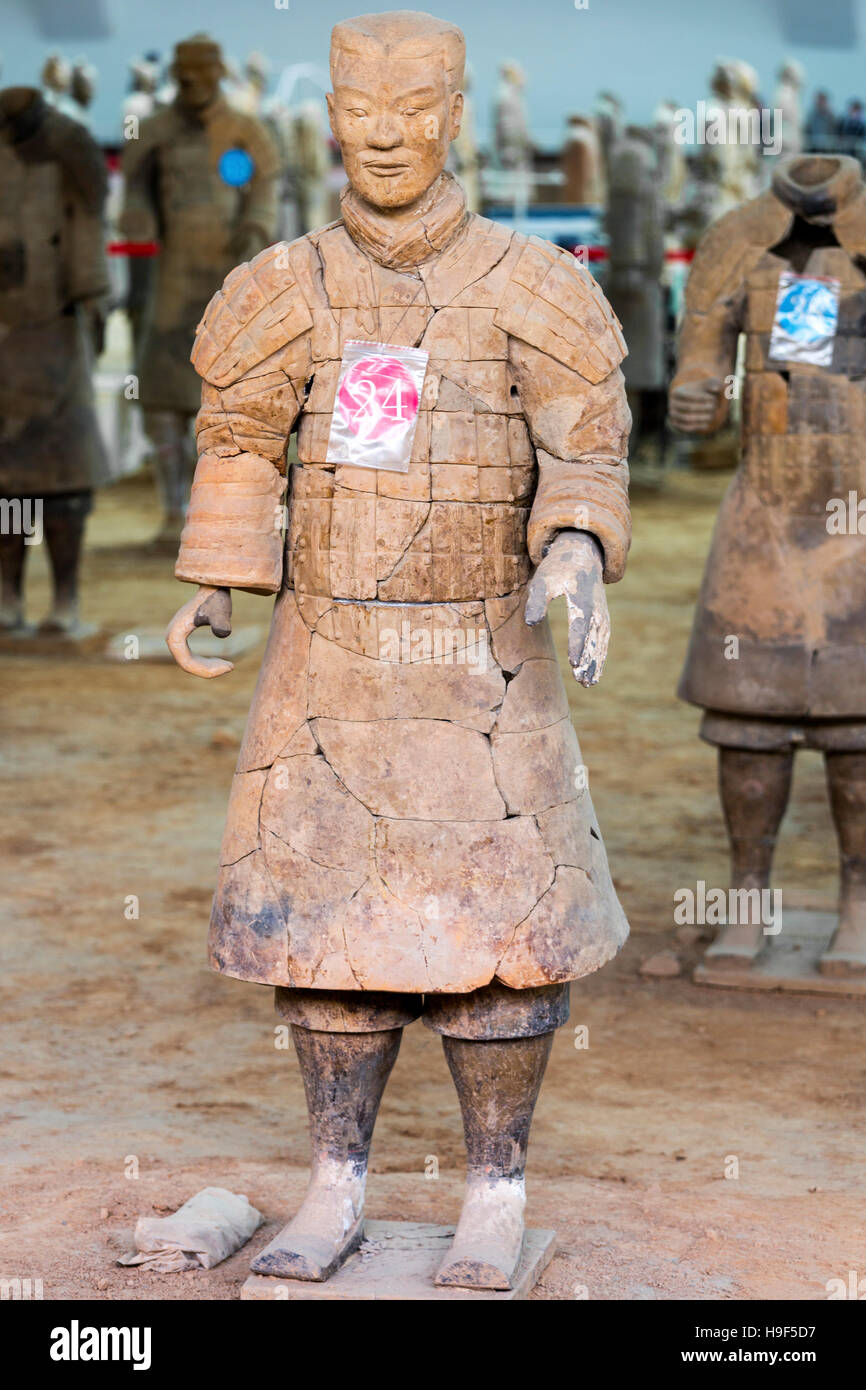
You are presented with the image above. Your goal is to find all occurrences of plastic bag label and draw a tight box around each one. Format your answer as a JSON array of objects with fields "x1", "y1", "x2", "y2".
[
  {"x1": 325, "y1": 340, "x2": 429, "y2": 473},
  {"x1": 768, "y1": 273, "x2": 840, "y2": 367}
]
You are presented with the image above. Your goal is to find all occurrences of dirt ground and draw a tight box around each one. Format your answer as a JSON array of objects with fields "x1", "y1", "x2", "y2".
[{"x1": 1, "y1": 464, "x2": 863, "y2": 1302}]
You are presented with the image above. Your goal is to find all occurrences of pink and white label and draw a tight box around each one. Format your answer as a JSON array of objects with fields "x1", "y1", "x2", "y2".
[{"x1": 326, "y1": 340, "x2": 428, "y2": 473}]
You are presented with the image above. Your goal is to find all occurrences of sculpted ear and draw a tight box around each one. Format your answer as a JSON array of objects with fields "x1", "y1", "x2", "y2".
[
  {"x1": 326, "y1": 90, "x2": 336, "y2": 139},
  {"x1": 449, "y1": 90, "x2": 464, "y2": 140}
]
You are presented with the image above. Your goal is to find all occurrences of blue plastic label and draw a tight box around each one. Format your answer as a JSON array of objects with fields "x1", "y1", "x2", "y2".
[
  {"x1": 219, "y1": 148, "x2": 255, "y2": 187},
  {"x1": 768, "y1": 272, "x2": 840, "y2": 366}
]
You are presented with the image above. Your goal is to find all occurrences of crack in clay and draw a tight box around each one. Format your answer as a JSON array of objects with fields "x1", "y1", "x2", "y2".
[
  {"x1": 274, "y1": 719, "x2": 313, "y2": 760},
  {"x1": 370, "y1": 832, "x2": 428, "y2": 958},
  {"x1": 312, "y1": 716, "x2": 507, "y2": 821},
  {"x1": 438, "y1": 370, "x2": 495, "y2": 414},
  {"x1": 334, "y1": 877, "x2": 369, "y2": 988},
  {"x1": 261, "y1": 810, "x2": 369, "y2": 876},
  {"x1": 306, "y1": 721, "x2": 384, "y2": 819},
  {"x1": 372, "y1": 817, "x2": 554, "y2": 953},
  {"x1": 375, "y1": 502, "x2": 433, "y2": 587},
  {"x1": 307, "y1": 707, "x2": 500, "y2": 725},
  {"x1": 492, "y1": 861, "x2": 575, "y2": 972},
  {"x1": 219, "y1": 846, "x2": 258, "y2": 870},
  {"x1": 493, "y1": 710, "x2": 573, "y2": 738},
  {"x1": 382, "y1": 280, "x2": 431, "y2": 344},
  {"x1": 423, "y1": 233, "x2": 513, "y2": 311}
]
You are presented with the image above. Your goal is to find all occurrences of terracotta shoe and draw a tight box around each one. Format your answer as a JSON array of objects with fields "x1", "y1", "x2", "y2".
[
  {"x1": 250, "y1": 1158, "x2": 367, "y2": 1282},
  {"x1": 435, "y1": 1176, "x2": 525, "y2": 1291},
  {"x1": 250, "y1": 1217, "x2": 364, "y2": 1281},
  {"x1": 819, "y1": 908, "x2": 866, "y2": 977},
  {"x1": 703, "y1": 918, "x2": 765, "y2": 969}
]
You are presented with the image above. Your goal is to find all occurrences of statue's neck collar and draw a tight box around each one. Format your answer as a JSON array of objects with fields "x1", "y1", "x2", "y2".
[
  {"x1": 341, "y1": 171, "x2": 468, "y2": 271},
  {"x1": 772, "y1": 155, "x2": 863, "y2": 224}
]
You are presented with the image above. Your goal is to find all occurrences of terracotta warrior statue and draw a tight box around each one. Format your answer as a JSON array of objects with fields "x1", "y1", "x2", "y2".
[
  {"x1": 0, "y1": 86, "x2": 109, "y2": 636},
  {"x1": 670, "y1": 154, "x2": 866, "y2": 977},
  {"x1": 120, "y1": 34, "x2": 279, "y2": 545},
  {"x1": 605, "y1": 125, "x2": 666, "y2": 469},
  {"x1": 167, "y1": 9, "x2": 631, "y2": 1291}
]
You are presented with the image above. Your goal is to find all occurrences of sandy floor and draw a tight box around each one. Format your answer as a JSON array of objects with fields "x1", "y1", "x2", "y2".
[{"x1": 1, "y1": 464, "x2": 863, "y2": 1302}]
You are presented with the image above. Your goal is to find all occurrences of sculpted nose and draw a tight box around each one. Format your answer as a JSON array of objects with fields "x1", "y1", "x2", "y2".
[{"x1": 367, "y1": 114, "x2": 402, "y2": 149}]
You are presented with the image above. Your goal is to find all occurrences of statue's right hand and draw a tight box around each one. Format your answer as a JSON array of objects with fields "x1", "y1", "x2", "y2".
[
  {"x1": 668, "y1": 377, "x2": 725, "y2": 435},
  {"x1": 165, "y1": 585, "x2": 234, "y2": 679}
]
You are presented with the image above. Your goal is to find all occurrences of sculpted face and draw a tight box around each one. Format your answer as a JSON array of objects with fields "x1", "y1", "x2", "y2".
[
  {"x1": 174, "y1": 54, "x2": 223, "y2": 112},
  {"x1": 328, "y1": 55, "x2": 463, "y2": 209}
]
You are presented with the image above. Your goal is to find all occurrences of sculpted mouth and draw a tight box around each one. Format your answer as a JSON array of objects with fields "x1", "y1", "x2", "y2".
[{"x1": 363, "y1": 161, "x2": 412, "y2": 175}]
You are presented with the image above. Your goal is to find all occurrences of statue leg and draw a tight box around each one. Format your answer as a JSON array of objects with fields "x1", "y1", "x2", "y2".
[
  {"x1": 0, "y1": 519, "x2": 28, "y2": 631},
  {"x1": 144, "y1": 409, "x2": 193, "y2": 545},
  {"x1": 40, "y1": 491, "x2": 92, "y2": 635},
  {"x1": 710, "y1": 746, "x2": 794, "y2": 963},
  {"x1": 427, "y1": 980, "x2": 567, "y2": 1291},
  {"x1": 820, "y1": 751, "x2": 866, "y2": 975},
  {"x1": 435, "y1": 1032, "x2": 552, "y2": 1290},
  {"x1": 251, "y1": 987, "x2": 418, "y2": 1282}
]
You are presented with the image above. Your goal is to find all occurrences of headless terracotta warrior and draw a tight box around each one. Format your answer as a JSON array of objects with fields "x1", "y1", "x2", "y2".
[{"x1": 670, "y1": 154, "x2": 866, "y2": 976}]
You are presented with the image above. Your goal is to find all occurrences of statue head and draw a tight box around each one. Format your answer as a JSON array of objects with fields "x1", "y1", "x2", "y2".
[
  {"x1": 71, "y1": 61, "x2": 96, "y2": 110},
  {"x1": 172, "y1": 34, "x2": 225, "y2": 113},
  {"x1": 327, "y1": 10, "x2": 464, "y2": 210},
  {"x1": 42, "y1": 53, "x2": 71, "y2": 95}
]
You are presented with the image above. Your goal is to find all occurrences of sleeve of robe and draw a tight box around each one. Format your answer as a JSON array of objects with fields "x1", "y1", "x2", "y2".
[
  {"x1": 174, "y1": 243, "x2": 314, "y2": 594},
  {"x1": 668, "y1": 203, "x2": 754, "y2": 435},
  {"x1": 494, "y1": 236, "x2": 632, "y2": 583}
]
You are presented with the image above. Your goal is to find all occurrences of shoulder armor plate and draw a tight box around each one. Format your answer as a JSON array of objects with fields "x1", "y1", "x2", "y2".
[
  {"x1": 494, "y1": 236, "x2": 626, "y2": 382},
  {"x1": 192, "y1": 240, "x2": 315, "y2": 388}
]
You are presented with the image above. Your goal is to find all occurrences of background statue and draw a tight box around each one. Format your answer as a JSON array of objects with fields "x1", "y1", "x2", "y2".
[
  {"x1": 70, "y1": 60, "x2": 97, "y2": 131},
  {"x1": 41, "y1": 53, "x2": 77, "y2": 120},
  {"x1": 0, "y1": 86, "x2": 109, "y2": 637},
  {"x1": 773, "y1": 58, "x2": 805, "y2": 157},
  {"x1": 605, "y1": 125, "x2": 666, "y2": 468},
  {"x1": 669, "y1": 154, "x2": 866, "y2": 978},
  {"x1": 449, "y1": 60, "x2": 480, "y2": 212},
  {"x1": 561, "y1": 113, "x2": 605, "y2": 205},
  {"x1": 119, "y1": 33, "x2": 279, "y2": 546}
]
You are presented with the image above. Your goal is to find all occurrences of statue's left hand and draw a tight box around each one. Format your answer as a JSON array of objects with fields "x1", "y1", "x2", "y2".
[{"x1": 524, "y1": 530, "x2": 610, "y2": 687}]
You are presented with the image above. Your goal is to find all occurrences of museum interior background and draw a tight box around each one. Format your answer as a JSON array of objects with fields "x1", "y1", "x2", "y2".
[{"x1": 2, "y1": 0, "x2": 866, "y2": 1301}]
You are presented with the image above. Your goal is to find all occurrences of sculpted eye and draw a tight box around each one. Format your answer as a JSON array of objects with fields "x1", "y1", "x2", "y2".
[{"x1": 346, "y1": 107, "x2": 368, "y2": 118}]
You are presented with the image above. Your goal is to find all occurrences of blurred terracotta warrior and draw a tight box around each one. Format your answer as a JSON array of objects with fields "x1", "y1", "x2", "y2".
[
  {"x1": 121, "y1": 57, "x2": 160, "y2": 359},
  {"x1": 70, "y1": 60, "x2": 97, "y2": 131},
  {"x1": 561, "y1": 114, "x2": 604, "y2": 206},
  {"x1": 653, "y1": 100, "x2": 687, "y2": 210},
  {"x1": 701, "y1": 58, "x2": 762, "y2": 221},
  {"x1": 449, "y1": 60, "x2": 480, "y2": 211},
  {"x1": 606, "y1": 126, "x2": 666, "y2": 467},
  {"x1": 123, "y1": 55, "x2": 160, "y2": 125},
  {"x1": 120, "y1": 34, "x2": 279, "y2": 545},
  {"x1": 670, "y1": 153, "x2": 866, "y2": 977},
  {"x1": 229, "y1": 51, "x2": 270, "y2": 117},
  {"x1": 493, "y1": 59, "x2": 531, "y2": 172},
  {"x1": 0, "y1": 87, "x2": 108, "y2": 637},
  {"x1": 493, "y1": 59, "x2": 532, "y2": 213},
  {"x1": 168, "y1": 10, "x2": 631, "y2": 1291},
  {"x1": 594, "y1": 89, "x2": 623, "y2": 197},
  {"x1": 41, "y1": 53, "x2": 77, "y2": 120},
  {"x1": 286, "y1": 100, "x2": 331, "y2": 234},
  {"x1": 773, "y1": 59, "x2": 804, "y2": 157}
]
